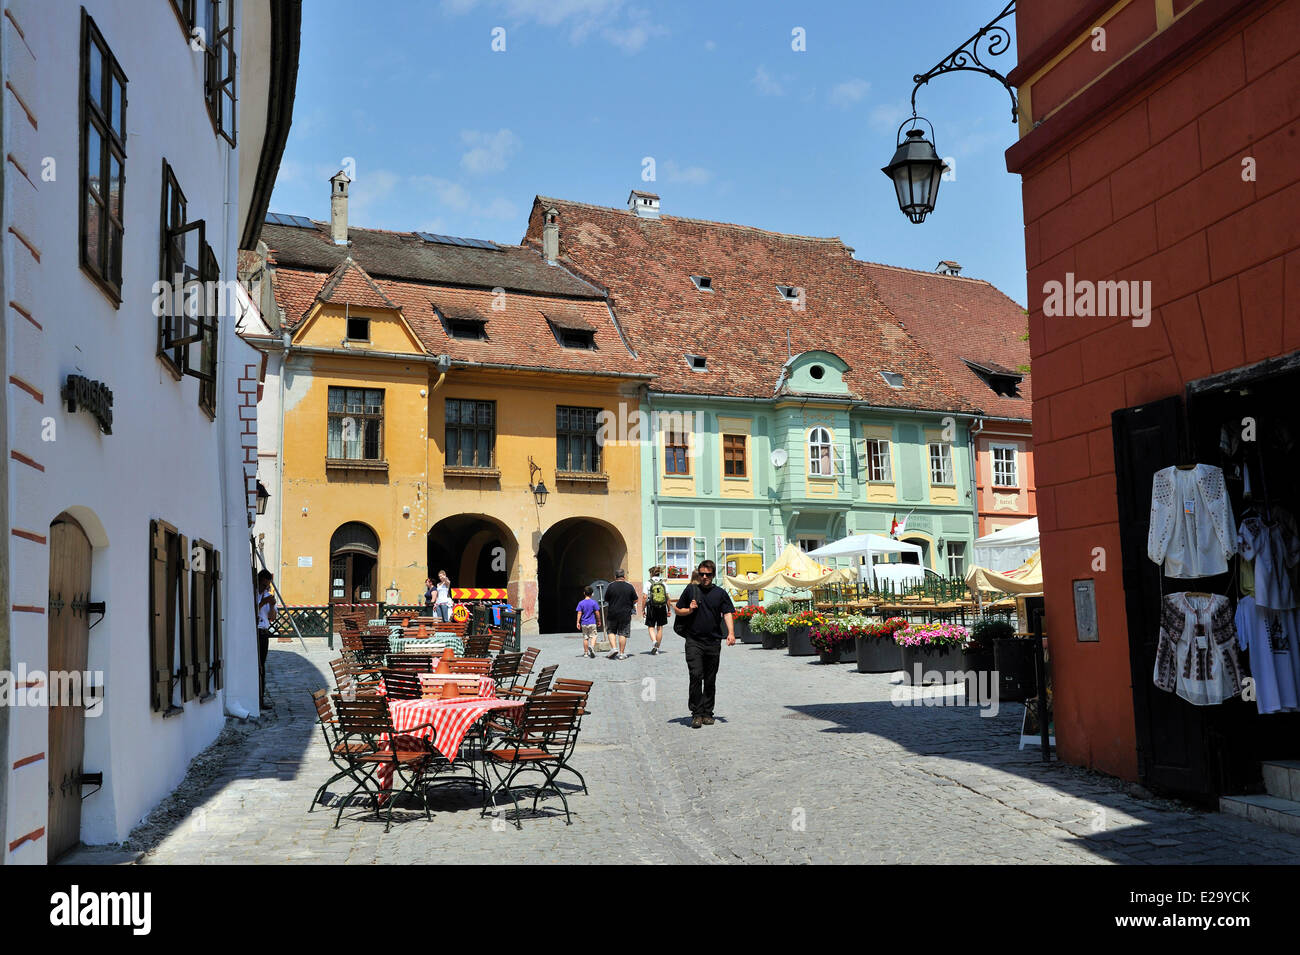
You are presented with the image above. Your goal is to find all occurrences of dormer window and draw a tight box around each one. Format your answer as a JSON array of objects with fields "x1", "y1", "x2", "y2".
[
  {"x1": 447, "y1": 319, "x2": 486, "y2": 340},
  {"x1": 686, "y1": 354, "x2": 707, "y2": 372},
  {"x1": 962, "y1": 358, "x2": 1023, "y2": 398},
  {"x1": 776, "y1": 284, "x2": 801, "y2": 302},
  {"x1": 346, "y1": 316, "x2": 370, "y2": 341},
  {"x1": 880, "y1": 371, "x2": 904, "y2": 388},
  {"x1": 545, "y1": 310, "x2": 597, "y2": 350},
  {"x1": 691, "y1": 275, "x2": 713, "y2": 291},
  {"x1": 437, "y1": 306, "x2": 488, "y2": 341}
]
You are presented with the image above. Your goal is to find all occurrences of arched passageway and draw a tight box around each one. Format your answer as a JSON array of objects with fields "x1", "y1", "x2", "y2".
[{"x1": 536, "y1": 518, "x2": 627, "y2": 633}]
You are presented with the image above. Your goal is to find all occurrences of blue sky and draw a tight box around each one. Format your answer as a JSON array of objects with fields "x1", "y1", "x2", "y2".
[{"x1": 269, "y1": 0, "x2": 1027, "y2": 305}]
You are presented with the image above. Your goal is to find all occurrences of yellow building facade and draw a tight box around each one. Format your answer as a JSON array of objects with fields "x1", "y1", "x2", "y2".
[{"x1": 258, "y1": 206, "x2": 648, "y2": 633}]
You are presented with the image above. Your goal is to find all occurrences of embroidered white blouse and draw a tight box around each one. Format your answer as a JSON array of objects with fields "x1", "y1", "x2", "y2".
[
  {"x1": 1148, "y1": 464, "x2": 1236, "y2": 578},
  {"x1": 1238, "y1": 513, "x2": 1300, "y2": 610}
]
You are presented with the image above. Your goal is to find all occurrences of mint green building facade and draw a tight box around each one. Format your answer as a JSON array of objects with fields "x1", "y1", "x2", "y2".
[{"x1": 637, "y1": 351, "x2": 978, "y2": 593}]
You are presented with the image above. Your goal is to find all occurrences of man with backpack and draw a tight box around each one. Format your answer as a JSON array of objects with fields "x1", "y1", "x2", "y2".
[{"x1": 642, "y1": 565, "x2": 670, "y2": 654}]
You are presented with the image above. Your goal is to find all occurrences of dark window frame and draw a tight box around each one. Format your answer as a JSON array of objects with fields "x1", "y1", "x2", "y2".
[
  {"x1": 723, "y1": 433, "x2": 747, "y2": 477},
  {"x1": 346, "y1": 315, "x2": 371, "y2": 341},
  {"x1": 664, "y1": 429, "x2": 689, "y2": 476},
  {"x1": 556, "y1": 405, "x2": 602, "y2": 474},
  {"x1": 445, "y1": 398, "x2": 496, "y2": 470},
  {"x1": 80, "y1": 11, "x2": 128, "y2": 305},
  {"x1": 327, "y1": 386, "x2": 386, "y2": 465}
]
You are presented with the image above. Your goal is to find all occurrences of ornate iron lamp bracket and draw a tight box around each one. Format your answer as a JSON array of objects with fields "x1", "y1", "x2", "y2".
[{"x1": 910, "y1": 0, "x2": 1019, "y2": 123}]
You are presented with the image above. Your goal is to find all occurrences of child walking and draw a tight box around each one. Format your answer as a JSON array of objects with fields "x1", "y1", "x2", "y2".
[
  {"x1": 642, "y1": 565, "x2": 670, "y2": 654},
  {"x1": 576, "y1": 586, "x2": 601, "y2": 659}
]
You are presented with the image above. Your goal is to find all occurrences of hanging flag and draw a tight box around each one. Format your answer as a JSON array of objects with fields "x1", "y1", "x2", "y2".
[
  {"x1": 892, "y1": 508, "x2": 915, "y2": 538},
  {"x1": 889, "y1": 513, "x2": 899, "y2": 537}
]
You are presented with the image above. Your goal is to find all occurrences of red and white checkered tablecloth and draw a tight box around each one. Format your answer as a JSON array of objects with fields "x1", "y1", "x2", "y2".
[{"x1": 388, "y1": 697, "x2": 523, "y2": 760}]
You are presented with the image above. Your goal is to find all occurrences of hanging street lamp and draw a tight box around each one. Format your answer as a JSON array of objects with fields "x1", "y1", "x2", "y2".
[
  {"x1": 882, "y1": 119, "x2": 949, "y2": 224},
  {"x1": 886, "y1": 1, "x2": 1019, "y2": 223}
]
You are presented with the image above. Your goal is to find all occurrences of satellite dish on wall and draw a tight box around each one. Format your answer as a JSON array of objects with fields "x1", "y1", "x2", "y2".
[{"x1": 771, "y1": 448, "x2": 788, "y2": 469}]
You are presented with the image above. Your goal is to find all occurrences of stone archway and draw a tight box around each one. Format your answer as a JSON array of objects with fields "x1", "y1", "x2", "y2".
[
  {"x1": 427, "y1": 514, "x2": 518, "y2": 594},
  {"x1": 536, "y1": 517, "x2": 627, "y2": 634}
]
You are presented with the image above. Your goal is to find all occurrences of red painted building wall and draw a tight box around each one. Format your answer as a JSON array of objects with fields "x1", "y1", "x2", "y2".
[{"x1": 1007, "y1": 0, "x2": 1300, "y2": 781}]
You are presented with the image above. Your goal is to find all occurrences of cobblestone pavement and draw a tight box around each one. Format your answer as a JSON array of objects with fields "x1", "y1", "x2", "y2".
[{"x1": 118, "y1": 627, "x2": 1300, "y2": 864}]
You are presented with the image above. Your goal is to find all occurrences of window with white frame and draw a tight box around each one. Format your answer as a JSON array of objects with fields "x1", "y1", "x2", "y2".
[
  {"x1": 991, "y1": 444, "x2": 1019, "y2": 488},
  {"x1": 866, "y1": 438, "x2": 893, "y2": 482},
  {"x1": 797, "y1": 537, "x2": 824, "y2": 553},
  {"x1": 929, "y1": 442, "x2": 953, "y2": 485},
  {"x1": 661, "y1": 537, "x2": 692, "y2": 579},
  {"x1": 946, "y1": 541, "x2": 966, "y2": 577},
  {"x1": 808, "y1": 427, "x2": 833, "y2": 476},
  {"x1": 721, "y1": 537, "x2": 760, "y2": 557}
]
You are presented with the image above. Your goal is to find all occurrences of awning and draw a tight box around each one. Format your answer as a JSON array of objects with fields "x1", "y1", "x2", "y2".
[
  {"x1": 965, "y1": 548, "x2": 1043, "y2": 595},
  {"x1": 807, "y1": 534, "x2": 922, "y2": 561},
  {"x1": 723, "y1": 543, "x2": 855, "y2": 591},
  {"x1": 973, "y1": 517, "x2": 1039, "y2": 572}
]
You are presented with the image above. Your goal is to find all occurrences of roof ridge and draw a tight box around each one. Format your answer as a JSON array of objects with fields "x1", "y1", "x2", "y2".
[
  {"x1": 317, "y1": 255, "x2": 398, "y2": 310},
  {"x1": 535, "y1": 195, "x2": 847, "y2": 245},
  {"x1": 856, "y1": 259, "x2": 992, "y2": 284}
]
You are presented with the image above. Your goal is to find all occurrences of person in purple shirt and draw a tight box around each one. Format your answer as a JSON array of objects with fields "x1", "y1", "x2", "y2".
[{"x1": 576, "y1": 586, "x2": 601, "y2": 659}]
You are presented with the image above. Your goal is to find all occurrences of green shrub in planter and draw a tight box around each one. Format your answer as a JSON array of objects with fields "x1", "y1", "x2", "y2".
[{"x1": 750, "y1": 610, "x2": 789, "y2": 649}]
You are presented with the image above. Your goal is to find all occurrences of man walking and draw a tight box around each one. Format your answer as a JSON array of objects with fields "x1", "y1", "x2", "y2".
[
  {"x1": 255, "y1": 570, "x2": 277, "y2": 709},
  {"x1": 603, "y1": 568, "x2": 638, "y2": 660},
  {"x1": 673, "y1": 560, "x2": 735, "y2": 727}
]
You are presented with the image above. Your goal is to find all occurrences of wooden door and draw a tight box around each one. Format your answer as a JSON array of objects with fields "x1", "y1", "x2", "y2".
[
  {"x1": 1112, "y1": 396, "x2": 1217, "y2": 801},
  {"x1": 47, "y1": 518, "x2": 92, "y2": 861}
]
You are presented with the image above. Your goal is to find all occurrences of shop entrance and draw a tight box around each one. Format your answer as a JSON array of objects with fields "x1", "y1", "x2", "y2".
[{"x1": 1115, "y1": 360, "x2": 1300, "y2": 803}]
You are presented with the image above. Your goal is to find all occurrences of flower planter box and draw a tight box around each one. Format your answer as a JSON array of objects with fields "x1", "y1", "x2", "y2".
[
  {"x1": 786, "y1": 625, "x2": 815, "y2": 657},
  {"x1": 899, "y1": 644, "x2": 966, "y2": 683},
  {"x1": 760, "y1": 628, "x2": 787, "y2": 650},
  {"x1": 734, "y1": 617, "x2": 756, "y2": 644},
  {"x1": 838, "y1": 639, "x2": 857, "y2": 663},
  {"x1": 855, "y1": 636, "x2": 904, "y2": 673},
  {"x1": 817, "y1": 647, "x2": 842, "y2": 665},
  {"x1": 993, "y1": 637, "x2": 1037, "y2": 702}
]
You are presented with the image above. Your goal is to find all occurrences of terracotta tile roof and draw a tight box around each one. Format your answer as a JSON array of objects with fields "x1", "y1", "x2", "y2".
[
  {"x1": 523, "y1": 196, "x2": 977, "y2": 412},
  {"x1": 272, "y1": 265, "x2": 640, "y2": 377},
  {"x1": 317, "y1": 257, "x2": 398, "y2": 311},
  {"x1": 854, "y1": 261, "x2": 1032, "y2": 420},
  {"x1": 261, "y1": 219, "x2": 602, "y2": 298}
]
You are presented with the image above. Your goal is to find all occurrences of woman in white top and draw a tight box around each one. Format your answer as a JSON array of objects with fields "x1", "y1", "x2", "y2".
[{"x1": 434, "y1": 569, "x2": 454, "y2": 623}]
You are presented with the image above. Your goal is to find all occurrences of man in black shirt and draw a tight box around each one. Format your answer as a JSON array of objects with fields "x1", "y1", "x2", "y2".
[
  {"x1": 602, "y1": 568, "x2": 638, "y2": 660},
  {"x1": 673, "y1": 560, "x2": 735, "y2": 727}
]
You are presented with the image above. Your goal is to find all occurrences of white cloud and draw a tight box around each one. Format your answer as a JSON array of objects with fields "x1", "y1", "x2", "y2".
[
  {"x1": 752, "y1": 65, "x2": 784, "y2": 96},
  {"x1": 870, "y1": 100, "x2": 916, "y2": 132},
  {"x1": 412, "y1": 176, "x2": 517, "y2": 220},
  {"x1": 662, "y1": 160, "x2": 713, "y2": 186},
  {"x1": 459, "y1": 128, "x2": 520, "y2": 176},
  {"x1": 442, "y1": 0, "x2": 664, "y2": 52},
  {"x1": 829, "y1": 78, "x2": 870, "y2": 108}
]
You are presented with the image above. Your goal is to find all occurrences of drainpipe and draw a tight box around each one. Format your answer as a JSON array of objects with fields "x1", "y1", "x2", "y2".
[
  {"x1": 425, "y1": 355, "x2": 450, "y2": 583},
  {"x1": 970, "y1": 418, "x2": 983, "y2": 539},
  {"x1": 646, "y1": 386, "x2": 660, "y2": 576},
  {"x1": 0, "y1": 67, "x2": 9, "y2": 863}
]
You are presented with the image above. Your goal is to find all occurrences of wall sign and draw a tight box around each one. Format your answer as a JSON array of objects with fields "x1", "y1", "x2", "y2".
[
  {"x1": 298, "y1": 556, "x2": 313, "y2": 568},
  {"x1": 1073, "y1": 579, "x2": 1098, "y2": 642},
  {"x1": 62, "y1": 375, "x2": 113, "y2": 435}
]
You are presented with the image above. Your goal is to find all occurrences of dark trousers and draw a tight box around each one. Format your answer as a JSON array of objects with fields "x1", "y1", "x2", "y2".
[
  {"x1": 257, "y1": 628, "x2": 272, "y2": 700},
  {"x1": 684, "y1": 636, "x2": 721, "y2": 716}
]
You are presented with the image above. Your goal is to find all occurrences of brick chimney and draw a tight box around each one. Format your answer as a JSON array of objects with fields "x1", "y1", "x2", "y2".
[
  {"x1": 542, "y1": 207, "x2": 560, "y2": 264},
  {"x1": 329, "y1": 170, "x2": 351, "y2": 245}
]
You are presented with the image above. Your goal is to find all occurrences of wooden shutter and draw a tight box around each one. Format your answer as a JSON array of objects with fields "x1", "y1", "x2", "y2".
[
  {"x1": 149, "y1": 521, "x2": 174, "y2": 712},
  {"x1": 191, "y1": 540, "x2": 211, "y2": 699},
  {"x1": 209, "y1": 548, "x2": 223, "y2": 692},
  {"x1": 174, "y1": 533, "x2": 193, "y2": 702}
]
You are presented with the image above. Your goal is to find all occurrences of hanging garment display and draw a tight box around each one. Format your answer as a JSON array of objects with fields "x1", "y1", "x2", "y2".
[
  {"x1": 1153, "y1": 592, "x2": 1245, "y2": 705},
  {"x1": 1234, "y1": 596, "x2": 1300, "y2": 714},
  {"x1": 1148, "y1": 464, "x2": 1236, "y2": 577},
  {"x1": 1237, "y1": 510, "x2": 1300, "y2": 610}
]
